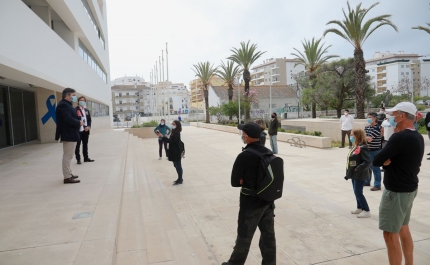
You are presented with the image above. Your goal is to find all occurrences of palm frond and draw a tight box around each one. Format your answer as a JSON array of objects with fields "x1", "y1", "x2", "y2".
[
  {"x1": 191, "y1": 62, "x2": 218, "y2": 90},
  {"x1": 412, "y1": 22, "x2": 430, "y2": 34},
  {"x1": 228, "y1": 40, "x2": 266, "y2": 71},
  {"x1": 215, "y1": 60, "x2": 240, "y2": 86}
]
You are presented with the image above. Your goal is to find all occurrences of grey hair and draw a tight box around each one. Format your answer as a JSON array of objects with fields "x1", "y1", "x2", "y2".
[{"x1": 399, "y1": 111, "x2": 415, "y2": 122}]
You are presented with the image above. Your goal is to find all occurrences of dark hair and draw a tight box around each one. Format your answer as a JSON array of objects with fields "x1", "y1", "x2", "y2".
[
  {"x1": 368, "y1": 112, "x2": 378, "y2": 119},
  {"x1": 62, "y1": 88, "x2": 76, "y2": 99},
  {"x1": 160, "y1": 119, "x2": 165, "y2": 123},
  {"x1": 272, "y1": 112, "x2": 277, "y2": 117},
  {"x1": 172, "y1": 120, "x2": 182, "y2": 133},
  {"x1": 78, "y1": 96, "x2": 86, "y2": 101},
  {"x1": 381, "y1": 107, "x2": 385, "y2": 110},
  {"x1": 344, "y1": 109, "x2": 349, "y2": 112}
]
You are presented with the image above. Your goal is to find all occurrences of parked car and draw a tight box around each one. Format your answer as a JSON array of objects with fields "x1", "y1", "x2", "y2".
[
  {"x1": 124, "y1": 116, "x2": 132, "y2": 121},
  {"x1": 415, "y1": 100, "x2": 425, "y2": 105},
  {"x1": 113, "y1": 117, "x2": 120, "y2": 122}
]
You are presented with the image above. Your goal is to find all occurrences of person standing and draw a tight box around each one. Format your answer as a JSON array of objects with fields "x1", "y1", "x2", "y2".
[
  {"x1": 364, "y1": 113, "x2": 382, "y2": 191},
  {"x1": 345, "y1": 129, "x2": 371, "y2": 218},
  {"x1": 157, "y1": 120, "x2": 183, "y2": 184},
  {"x1": 254, "y1": 119, "x2": 267, "y2": 146},
  {"x1": 425, "y1": 111, "x2": 430, "y2": 160},
  {"x1": 381, "y1": 117, "x2": 395, "y2": 148},
  {"x1": 339, "y1": 109, "x2": 354, "y2": 148},
  {"x1": 55, "y1": 88, "x2": 83, "y2": 184},
  {"x1": 373, "y1": 102, "x2": 424, "y2": 265},
  {"x1": 75, "y1": 96, "x2": 94, "y2": 164},
  {"x1": 222, "y1": 122, "x2": 276, "y2": 265},
  {"x1": 268, "y1": 112, "x2": 279, "y2": 154},
  {"x1": 154, "y1": 119, "x2": 170, "y2": 160}
]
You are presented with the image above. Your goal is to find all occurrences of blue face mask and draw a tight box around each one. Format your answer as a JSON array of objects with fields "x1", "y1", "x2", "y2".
[
  {"x1": 78, "y1": 101, "x2": 85, "y2": 107},
  {"x1": 389, "y1": 116, "x2": 397, "y2": 127},
  {"x1": 367, "y1": 118, "x2": 373, "y2": 124},
  {"x1": 71, "y1": 95, "x2": 77, "y2": 103},
  {"x1": 349, "y1": 136, "x2": 355, "y2": 143}
]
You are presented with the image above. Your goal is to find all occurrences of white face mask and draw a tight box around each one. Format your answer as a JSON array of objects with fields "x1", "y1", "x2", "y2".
[
  {"x1": 160, "y1": 122, "x2": 165, "y2": 125},
  {"x1": 241, "y1": 135, "x2": 246, "y2": 144},
  {"x1": 344, "y1": 112, "x2": 348, "y2": 116},
  {"x1": 171, "y1": 125, "x2": 176, "y2": 129}
]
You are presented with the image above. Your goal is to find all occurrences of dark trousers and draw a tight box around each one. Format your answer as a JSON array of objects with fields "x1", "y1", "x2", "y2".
[
  {"x1": 352, "y1": 179, "x2": 370, "y2": 211},
  {"x1": 228, "y1": 203, "x2": 276, "y2": 265},
  {"x1": 173, "y1": 160, "x2": 183, "y2": 181},
  {"x1": 158, "y1": 138, "x2": 169, "y2": 157},
  {"x1": 341, "y1": 130, "x2": 352, "y2": 147},
  {"x1": 75, "y1": 131, "x2": 89, "y2": 161}
]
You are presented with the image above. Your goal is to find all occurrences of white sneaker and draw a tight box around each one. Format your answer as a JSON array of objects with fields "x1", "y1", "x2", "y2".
[
  {"x1": 159, "y1": 157, "x2": 162, "y2": 160},
  {"x1": 351, "y1": 209, "x2": 363, "y2": 214},
  {"x1": 357, "y1": 211, "x2": 371, "y2": 218}
]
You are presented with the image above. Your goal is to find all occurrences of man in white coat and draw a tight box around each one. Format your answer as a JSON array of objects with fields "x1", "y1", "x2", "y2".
[{"x1": 339, "y1": 109, "x2": 354, "y2": 148}]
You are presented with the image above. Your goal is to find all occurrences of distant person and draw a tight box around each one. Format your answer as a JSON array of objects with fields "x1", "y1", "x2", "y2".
[
  {"x1": 339, "y1": 109, "x2": 354, "y2": 148},
  {"x1": 254, "y1": 119, "x2": 267, "y2": 146},
  {"x1": 178, "y1": 115, "x2": 182, "y2": 122},
  {"x1": 425, "y1": 111, "x2": 430, "y2": 159},
  {"x1": 154, "y1": 119, "x2": 171, "y2": 160},
  {"x1": 381, "y1": 116, "x2": 395, "y2": 148},
  {"x1": 75, "y1": 96, "x2": 94, "y2": 164},
  {"x1": 380, "y1": 101, "x2": 385, "y2": 108},
  {"x1": 413, "y1": 111, "x2": 423, "y2": 130},
  {"x1": 377, "y1": 107, "x2": 386, "y2": 126},
  {"x1": 157, "y1": 120, "x2": 183, "y2": 185},
  {"x1": 373, "y1": 102, "x2": 424, "y2": 265},
  {"x1": 364, "y1": 113, "x2": 382, "y2": 191},
  {"x1": 55, "y1": 88, "x2": 83, "y2": 184},
  {"x1": 222, "y1": 122, "x2": 276, "y2": 265},
  {"x1": 268, "y1": 112, "x2": 279, "y2": 154},
  {"x1": 345, "y1": 129, "x2": 371, "y2": 218}
]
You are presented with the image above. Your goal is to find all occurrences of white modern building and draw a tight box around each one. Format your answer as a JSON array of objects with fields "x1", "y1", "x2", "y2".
[
  {"x1": 152, "y1": 82, "x2": 189, "y2": 116},
  {"x1": 365, "y1": 51, "x2": 430, "y2": 96},
  {"x1": 251, "y1": 58, "x2": 305, "y2": 86},
  {"x1": 0, "y1": 0, "x2": 112, "y2": 149}
]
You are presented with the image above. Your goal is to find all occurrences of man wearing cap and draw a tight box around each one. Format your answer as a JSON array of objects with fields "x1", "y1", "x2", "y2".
[
  {"x1": 373, "y1": 102, "x2": 424, "y2": 265},
  {"x1": 222, "y1": 122, "x2": 276, "y2": 265}
]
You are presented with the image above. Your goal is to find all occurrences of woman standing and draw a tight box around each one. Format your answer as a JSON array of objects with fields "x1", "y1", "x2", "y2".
[
  {"x1": 154, "y1": 119, "x2": 171, "y2": 160},
  {"x1": 157, "y1": 120, "x2": 183, "y2": 185},
  {"x1": 345, "y1": 129, "x2": 372, "y2": 218}
]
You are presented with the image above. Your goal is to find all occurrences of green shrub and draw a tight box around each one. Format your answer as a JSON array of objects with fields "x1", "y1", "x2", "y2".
[
  {"x1": 131, "y1": 124, "x2": 140, "y2": 128},
  {"x1": 313, "y1": 131, "x2": 322, "y2": 136},
  {"x1": 416, "y1": 105, "x2": 426, "y2": 111},
  {"x1": 141, "y1": 120, "x2": 158, "y2": 127},
  {"x1": 279, "y1": 128, "x2": 286, "y2": 132}
]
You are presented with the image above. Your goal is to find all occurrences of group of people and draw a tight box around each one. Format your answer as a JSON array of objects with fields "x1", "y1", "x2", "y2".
[{"x1": 56, "y1": 88, "x2": 95, "y2": 184}]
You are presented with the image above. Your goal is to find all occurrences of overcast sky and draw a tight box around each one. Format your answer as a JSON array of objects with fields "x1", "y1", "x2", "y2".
[{"x1": 106, "y1": 0, "x2": 429, "y2": 87}]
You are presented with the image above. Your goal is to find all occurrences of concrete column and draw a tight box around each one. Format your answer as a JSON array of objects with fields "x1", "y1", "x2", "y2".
[{"x1": 36, "y1": 87, "x2": 58, "y2": 143}]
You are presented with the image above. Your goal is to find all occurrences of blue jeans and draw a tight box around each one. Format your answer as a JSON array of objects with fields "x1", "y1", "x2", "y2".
[
  {"x1": 173, "y1": 160, "x2": 183, "y2": 181},
  {"x1": 269, "y1": 135, "x2": 278, "y2": 154},
  {"x1": 365, "y1": 150, "x2": 381, "y2": 188},
  {"x1": 352, "y1": 179, "x2": 370, "y2": 211}
]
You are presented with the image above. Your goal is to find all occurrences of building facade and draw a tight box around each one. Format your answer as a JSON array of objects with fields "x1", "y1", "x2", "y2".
[
  {"x1": 189, "y1": 76, "x2": 225, "y2": 109},
  {"x1": 250, "y1": 58, "x2": 305, "y2": 86},
  {"x1": 0, "y1": 0, "x2": 112, "y2": 149}
]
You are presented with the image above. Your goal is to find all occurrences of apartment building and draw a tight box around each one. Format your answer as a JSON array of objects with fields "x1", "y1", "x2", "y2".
[
  {"x1": 0, "y1": 0, "x2": 111, "y2": 148},
  {"x1": 250, "y1": 58, "x2": 305, "y2": 86},
  {"x1": 189, "y1": 75, "x2": 225, "y2": 109}
]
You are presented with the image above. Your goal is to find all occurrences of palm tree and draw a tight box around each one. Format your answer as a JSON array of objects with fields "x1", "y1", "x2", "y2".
[
  {"x1": 323, "y1": 1, "x2": 398, "y2": 119},
  {"x1": 412, "y1": 23, "x2": 430, "y2": 34},
  {"x1": 291, "y1": 37, "x2": 338, "y2": 118},
  {"x1": 216, "y1": 60, "x2": 241, "y2": 120},
  {"x1": 228, "y1": 40, "x2": 266, "y2": 120},
  {"x1": 192, "y1": 62, "x2": 218, "y2": 123}
]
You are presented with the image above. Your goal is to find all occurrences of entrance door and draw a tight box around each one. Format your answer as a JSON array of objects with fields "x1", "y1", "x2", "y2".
[
  {"x1": 9, "y1": 88, "x2": 26, "y2": 145},
  {"x1": 0, "y1": 85, "x2": 12, "y2": 148}
]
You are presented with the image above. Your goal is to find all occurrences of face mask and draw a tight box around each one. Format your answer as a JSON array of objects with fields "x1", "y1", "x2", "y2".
[
  {"x1": 79, "y1": 101, "x2": 85, "y2": 107},
  {"x1": 71, "y1": 95, "x2": 77, "y2": 103},
  {"x1": 389, "y1": 116, "x2": 398, "y2": 127},
  {"x1": 171, "y1": 125, "x2": 176, "y2": 129},
  {"x1": 241, "y1": 135, "x2": 246, "y2": 144},
  {"x1": 344, "y1": 112, "x2": 348, "y2": 116},
  {"x1": 349, "y1": 136, "x2": 355, "y2": 143},
  {"x1": 367, "y1": 118, "x2": 373, "y2": 124},
  {"x1": 160, "y1": 122, "x2": 165, "y2": 125}
]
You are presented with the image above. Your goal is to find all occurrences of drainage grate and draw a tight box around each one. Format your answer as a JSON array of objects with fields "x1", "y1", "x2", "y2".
[{"x1": 72, "y1": 211, "x2": 94, "y2": 219}]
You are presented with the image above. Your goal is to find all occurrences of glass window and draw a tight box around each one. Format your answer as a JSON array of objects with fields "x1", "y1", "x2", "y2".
[
  {"x1": 9, "y1": 88, "x2": 26, "y2": 144},
  {"x1": 0, "y1": 85, "x2": 12, "y2": 148},
  {"x1": 22, "y1": 91, "x2": 38, "y2": 141}
]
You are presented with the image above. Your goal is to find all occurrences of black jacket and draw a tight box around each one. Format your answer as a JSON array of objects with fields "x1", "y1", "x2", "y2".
[
  {"x1": 165, "y1": 131, "x2": 182, "y2": 162},
  {"x1": 75, "y1": 106, "x2": 92, "y2": 134},
  {"x1": 425, "y1": 112, "x2": 430, "y2": 131},
  {"x1": 259, "y1": 130, "x2": 267, "y2": 146},
  {"x1": 268, "y1": 118, "x2": 279, "y2": 135},
  {"x1": 55, "y1": 99, "x2": 81, "y2": 142},
  {"x1": 345, "y1": 145, "x2": 371, "y2": 181}
]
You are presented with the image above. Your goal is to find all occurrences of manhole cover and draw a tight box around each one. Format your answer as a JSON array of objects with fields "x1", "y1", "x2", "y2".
[{"x1": 72, "y1": 211, "x2": 94, "y2": 219}]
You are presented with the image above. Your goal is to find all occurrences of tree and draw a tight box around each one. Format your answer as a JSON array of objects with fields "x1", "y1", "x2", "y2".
[
  {"x1": 192, "y1": 62, "x2": 218, "y2": 123},
  {"x1": 291, "y1": 72, "x2": 311, "y2": 112},
  {"x1": 324, "y1": 1, "x2": 398, "y2": 119},
  {"x1": 216, "y1": 60, "x2": 241, "y2": 120},
  {"x1": 412, "y1": 22, "x2": 430, "y2": 34},
  {"x1": 208, "y1": 106, "x2": 223, "y2": 123},
  {"x1": 291, "y1": 37, "x2": 338, "y2": 118},
  {"x1": 228, "y1": 40, "x2": 266, "y2": 121}
]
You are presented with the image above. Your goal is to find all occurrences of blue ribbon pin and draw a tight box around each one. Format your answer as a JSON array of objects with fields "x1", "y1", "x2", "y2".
[{"x1": 41, "y1": 95, "x2": 57, "y2": 124}]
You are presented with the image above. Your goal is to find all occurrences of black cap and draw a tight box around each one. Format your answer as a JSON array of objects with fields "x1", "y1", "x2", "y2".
[{"x1": 238, "y1": 122, "x2": 261, "y2": 138}]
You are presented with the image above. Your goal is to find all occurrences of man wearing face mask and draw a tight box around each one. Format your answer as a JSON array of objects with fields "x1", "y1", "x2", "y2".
[
  {"x1": 340, "y1": 109, "x2": 354, "y2": 148},
  {"x1": 222, "y1": 122, "x2": 276, "y2": 265},
  {"x1": 55, "y1": 88, "x2": 84, "y2": 184},
  {"x1": 268, "y1": 112, "x2": 279, "y2": 154},
  {"x1": 373, "y1": 102, "x2": 424, "y2": 265},
  {"x1": 75, "y1": 96, "x2": 94, "y2": 164},
  {"x1": 364, "y1": 113, "x2": 382, "y2": 191}
]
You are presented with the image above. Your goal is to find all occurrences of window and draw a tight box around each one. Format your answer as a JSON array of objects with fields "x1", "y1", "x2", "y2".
[
  {"x1": 372, "y1": 69, "x2": 375, "y2": 72},
  {"x1": 271, "y1": 104, "x2": 276, "y2": 108},
  {"x1": 78, "y1": 40, "x2": 107, "y2": 83},
  {"x1": 401, "y1": 72, "x2": 405, "y2": 75},
  {"x1": 401, "y1": 65, "x2": 404, "y2": 68},
  {"x1": 406, "y1": 72, "x2": 409, "y2": 75},
  {"x1": 406, "y1": 65, "x2": 410, "y2": 68},
  {"x1": 81, "y1": 0, "x2": 105, "y2": 48}
]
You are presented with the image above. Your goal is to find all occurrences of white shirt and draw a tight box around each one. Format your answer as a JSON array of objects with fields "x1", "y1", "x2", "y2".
[
  {"x1": 340, "y1": 115, "x2": 354, "y2": 131},
  {"x1": 381, "y1": 119, "x2": 394, "y2": 140},
  {"x1": 78, "y1": 107, "x2": 87, "y2": 132}
]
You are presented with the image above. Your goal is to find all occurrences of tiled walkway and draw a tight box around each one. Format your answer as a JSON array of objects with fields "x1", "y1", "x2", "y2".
[{"x1": 0, "y1": 126, "x2": 429, "y2": 264}]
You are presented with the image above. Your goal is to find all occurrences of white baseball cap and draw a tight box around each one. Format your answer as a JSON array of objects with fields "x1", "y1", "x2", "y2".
[{"x1": 385, "y1": 102, "x2": 417, "y2": 116}]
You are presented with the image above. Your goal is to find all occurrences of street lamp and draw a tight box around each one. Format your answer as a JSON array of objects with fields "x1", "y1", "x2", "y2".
[
  {"x1": 410, "y1": 62, "x2": 416, "y2": 103},
  {"x1": 269, "y1": 76, "x2": 272, "y2": 117},
  {"x1": 235, "y1": 77, "x2": 242, "y2": 125}
]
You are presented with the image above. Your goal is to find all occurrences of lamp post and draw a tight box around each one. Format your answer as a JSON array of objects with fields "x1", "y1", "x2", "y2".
[
  {"x1": 410, "y1": 62, "x2": 416, "y2": 103},
  {"x1": 269, "y1": 76, "x2": 272, "y2": 117}
]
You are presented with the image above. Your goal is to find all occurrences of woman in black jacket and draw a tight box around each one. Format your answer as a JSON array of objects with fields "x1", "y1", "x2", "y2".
[
  {"x1": 157, "y1": 120, "x2": 183, "y2": 185},
  {"x1": 345, "y1": 129, "x2": 371, "y2": 218}
]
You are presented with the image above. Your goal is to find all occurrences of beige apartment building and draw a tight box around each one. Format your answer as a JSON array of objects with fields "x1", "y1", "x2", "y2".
[
  {"x1": 189, "y1": 75, "x2": 225, "y2": 109},
  {"x1": 251, "y1": 58, "x2": 305, "y2": 86}
]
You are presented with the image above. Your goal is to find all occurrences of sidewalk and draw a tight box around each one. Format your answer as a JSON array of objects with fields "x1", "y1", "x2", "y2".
[{"x1": 0, "y1": 126, "x2": 429, "y2": 264}]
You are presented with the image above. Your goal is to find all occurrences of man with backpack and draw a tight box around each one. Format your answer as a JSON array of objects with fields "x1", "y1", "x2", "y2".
[{"x1": 222, "y1": 122, "x2": 283, "y2": 265}]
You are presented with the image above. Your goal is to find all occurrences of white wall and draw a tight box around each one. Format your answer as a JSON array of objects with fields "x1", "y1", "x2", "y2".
[
  {"x1": 208, "y1": 86, "x2": 221, "y2": 107},
  {"x1": 286, "y1": 62, "x2": 305, "y2": 85}
]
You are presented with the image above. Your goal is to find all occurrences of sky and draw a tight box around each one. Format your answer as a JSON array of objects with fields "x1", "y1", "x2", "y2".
[{"x1": 106, "y1": 0, "x2": 430, "y2": 88}]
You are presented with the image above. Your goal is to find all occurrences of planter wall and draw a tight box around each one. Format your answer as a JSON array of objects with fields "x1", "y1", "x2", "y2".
[{"x1": 125, "y1": 127, "x2": 158, "y2": 139}]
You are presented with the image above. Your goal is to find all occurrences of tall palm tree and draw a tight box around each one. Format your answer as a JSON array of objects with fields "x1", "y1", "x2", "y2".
[
  {"x1": 323, "y1": 1, "x2": 398, "y2": 119},
  {"x1": 412, "y1": 23, "x2": 430, "y2": 34},
  {"x1": 291, "y1": 37, "x2": 338, "y2": 118},
  {"x1": 216, "y1": 60, "x2": 241, "y2": 120},
  {"x1": 228, "y1": 40, "x2": 266, "y2": 120},
  {"x1": 192, "y1": 61, "x2": 218, "y2": 123}
]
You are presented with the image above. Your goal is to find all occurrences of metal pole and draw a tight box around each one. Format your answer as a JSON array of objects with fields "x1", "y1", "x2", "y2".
[
  {"x1": 269, "y1": 77, "x2": 272, "y2": 116},
  {"x1": 162, "y1": 50, "x2": 165, "y2": 82},
  {"x1": 196, "y1": 82, "x2": 199, "y2": 127},
  {"x1": 238, "y1": 79, "x2": 241, "y2": 124},
  {"x1": 166, "y1": 43, "x2": 169, "y2": 82}
]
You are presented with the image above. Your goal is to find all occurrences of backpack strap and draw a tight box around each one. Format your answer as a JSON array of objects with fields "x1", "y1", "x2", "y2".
[{"x1": 244, "y1": 147, "x2": 273, "y2": 158}]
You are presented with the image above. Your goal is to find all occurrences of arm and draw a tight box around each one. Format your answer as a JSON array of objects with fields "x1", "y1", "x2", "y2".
[
  {"x1": 231, "y1": 154, "x2": 246, "y2": 187},
  {"x1": 373, "y1": 133, "x2": 401, "y2": 167},
  {"x1": 164, "y1": 132, "x2": 179, "y2": 144},
  {"x1": 165, "y1": 126, "x2": 171, "y2": 136},
  {"x1": 86, "y1": 109, "x2": 92, "y2": 128},
  {"x1": 355, "y1": 146, "x2": 371, "y2": 172},
  {"x1": 154, "y1": 126, "x2": 159, "y2": 133},
  {"x1": 58, "y1": 104, "x2": 80, "y2": 127}
]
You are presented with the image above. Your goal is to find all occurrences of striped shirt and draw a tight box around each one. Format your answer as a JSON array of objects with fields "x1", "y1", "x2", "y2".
[{"x1": 365, "y1": 125, "x2": 382, "y2": 151}]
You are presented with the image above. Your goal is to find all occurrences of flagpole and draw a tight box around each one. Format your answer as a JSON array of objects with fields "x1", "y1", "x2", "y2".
[{"x1": 166, "y1": 43, "x2": 169, "y2": 82}]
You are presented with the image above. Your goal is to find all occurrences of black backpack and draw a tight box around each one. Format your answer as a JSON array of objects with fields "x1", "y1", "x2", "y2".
[{"x1": 244, "y1": 148, "x2": 284, "y2": 201}]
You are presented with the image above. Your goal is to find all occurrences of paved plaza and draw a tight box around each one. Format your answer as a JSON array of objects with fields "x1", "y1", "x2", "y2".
[{"x1": 0, "y1": 125, "x2": 430, "y2": 265}]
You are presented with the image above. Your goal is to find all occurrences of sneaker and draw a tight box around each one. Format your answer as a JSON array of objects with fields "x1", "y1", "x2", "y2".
[
  {"x1": 159, "y1": 157, "x2": 162, "y2": 160},
  {"x1": 357, "y1": 211, "x2": 371, "y2": 218},
  {"x1": 370, "y1": 187, "x2": 381, "y2": 191},
  {"x1": 351, "y1": 209, "x2": 363, "y2": 214},
  {"x1": 427, "y1": 153, "x2": 430, "y2": 155},
  {"x1": 166, "y1": 157, "x2": 168, "y2": 160}
]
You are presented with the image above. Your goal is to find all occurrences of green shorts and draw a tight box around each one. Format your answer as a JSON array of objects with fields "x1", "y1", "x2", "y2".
[{"x1": 379, "y1": 189, "x2": 417, "y2": 233}]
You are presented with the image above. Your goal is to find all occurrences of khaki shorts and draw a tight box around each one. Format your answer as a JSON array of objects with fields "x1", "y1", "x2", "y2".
[{"x1": 379, "y1": 189, "x2": 417, "y2": 233}]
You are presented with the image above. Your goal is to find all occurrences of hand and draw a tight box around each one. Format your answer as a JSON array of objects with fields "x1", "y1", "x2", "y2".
[
  {"x1": 80, "y1": 120, "x2": 84, "y2": 126},
  {"x1": 156, "y1": 132, "x2": 162, "y2": 137},
  {"x1": 84, "y1": 127, "x2": 89, "y2": 132},
  {"x1": 366, "y1": 136, "x2": 372, "y2": 142},
  {"x1": 383, "y1": 159, "x2": 391, "y2": 166},
  {"x1": 239, "y1": 178, "x2": 243, "y2": 185}
]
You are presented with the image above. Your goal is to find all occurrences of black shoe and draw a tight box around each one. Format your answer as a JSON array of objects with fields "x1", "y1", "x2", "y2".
[
  {"x1": 363, "y1": 183, "x2": 370, "y2": 186},
  {"x1": 84, "y1": 158, "x2": 95, "y2": 162},
  {"x1": 77, "y1": 160, "x2": 82, "y2": 164},
  {"x1": 64, "y1": 178, "x2": 80, "y2": 184},
  {"x1": 427, "y1": 153, "x2": 430, "y2": 155},
  {"x1": 427, "y1": 157, "x2": 430, "y2": 160},
  {"x1": 339, "y1": 146, "x2": 345, "y2": 148},
  {"x1": 221, "y1": 263, "x2": 229, "y2": 265},
  {"x1": 173, "y1": 180, "x2": 183, "y2": 185},
  {"x1": 72, "y1": 175, "x2": 79, "y2": 179}
]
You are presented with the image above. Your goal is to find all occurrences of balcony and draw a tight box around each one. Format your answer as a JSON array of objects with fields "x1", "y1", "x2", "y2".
[
  {"x1": 252, "y1": 68, "x2": 264, "y2": 74},
  {"x1": 251, "y1": 76, "x2": 264, "y2": 82}
]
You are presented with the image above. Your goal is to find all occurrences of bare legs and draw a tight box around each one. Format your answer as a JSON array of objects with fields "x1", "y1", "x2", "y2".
[{"x1": 383, "y1": 225, "x2": 414, "y2": 265}]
